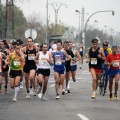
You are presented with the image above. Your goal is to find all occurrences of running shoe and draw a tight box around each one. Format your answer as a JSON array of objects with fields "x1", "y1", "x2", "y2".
[
  {"x1": 109, "y1": 93, "x2": 112, "y2": 100},
  {"x1": 73, "y1": 79, "x2": 76, "y2": 82},
  {"x1": 65, "y1": 90, "x2": 68, "y2": 94},
  {"x1": 79, "y1": 65, "x2": 82, "y2": 69},
  {"x1": 114, "y1": 93, "x2": 119, "y2": 100},
  {"x1": 91, "y1": 92, "x2": 96, "y2": 99},
  {"x1": 56, "y1": 94, "x2": 60, "y2": 99},
  {"x1": 26, "y1": 93, "x2": 30, "y2": 99},
  {"x1": 13, "y1": 97, "x2": 17, "y2": 102},
  {"x1": 67, "y1": 89, "x2": 71, "y2": 93},
  {"x1": 41, "y1": 95, "x2": 46, "y2": 101},
  {"x1": 38, "y1": 93, "x2": 42, "y2": 98}
]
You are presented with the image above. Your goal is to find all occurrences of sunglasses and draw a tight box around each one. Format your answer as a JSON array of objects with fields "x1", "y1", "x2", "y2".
[{"x1": 103, "y1": 45, "x2": 108, "y2": 46}]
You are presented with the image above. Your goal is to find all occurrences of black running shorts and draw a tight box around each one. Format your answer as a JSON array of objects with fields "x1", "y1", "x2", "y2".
[
  {"x1": 37, "y1": 68, "x2": 50, "y2": 76},
  {"x1": 9, "y1": 70, "x2": 22, "y2": 78}
]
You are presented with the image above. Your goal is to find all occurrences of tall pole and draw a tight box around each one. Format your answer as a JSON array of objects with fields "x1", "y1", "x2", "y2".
[
  {"x1": 45, "y1": 0, "x2": 48, "y2": 44},
  {"x1": 104, "y1": 25, "x2": 107, "y2": 40},
  {"x1": 75, "y1": 10, "x2": 80, "y2": 42},
  {"x1": 49, "y1": 2, "x2": 67, "y2": 35},
  {"x1": 84, "y1": 10, "x2": 114, "y2": 46},
  {"x1": 94, "y1": 20, "x2": 98, "y2": 37},
  {"x1": 81, "y1": 7, "x2": 85, "y2": 44}
]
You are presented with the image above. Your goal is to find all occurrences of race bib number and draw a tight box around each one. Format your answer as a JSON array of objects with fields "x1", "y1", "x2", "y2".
[
  {"x1": 91, "y1": 58, "x2": 97, "y2": 65},
  {"x1": 55, "y1": 55, "x2": 62, "y2": 65},
  {"x1": 41, "y1": 58, "x2": 48, "y2": 65},
  {"x1": 28, "y1": 54, "x2": 35, "y2": 60},
  {"x1": 112, "y1": 60, "x2": 119, "y2": 67},
  {"x1": 14, "y1": 60, "x2": 20, "y2": 66}
]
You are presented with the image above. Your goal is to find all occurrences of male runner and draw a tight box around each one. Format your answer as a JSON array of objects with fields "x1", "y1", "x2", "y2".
[
  {"x1": 0, "y1": 40, "x2": 10, "y2": 93},
  {"x1": 52, "y1": 41, "x2": 70, "y2": 99},
  {"x1": 69, "y1": 41, "x2": 81, "y2": 83},
  {"x1": 22, "y1": 37, "x2": 38, "y2": 98},
  {"x1": 63, "y1": 41, "x2": 75, "y2": 94},
  {"x1": 5, "y1": 42, "x2": 24, "y2": 102},
  {"x1": 105, "y1": 45, "x2": 120, "y2": 100},
  {"x1": 35, "y1": 43, "x2": 53, "y2": 101},
  {"x1": 101, "y1": 41, "x2": 112, "y2": 92},
  {"x1": 86, "y1": 38, "x2": 105, "y2": 99},
  {"x1": 78, "y1": 42, "x2": 85, "y2": 69}
]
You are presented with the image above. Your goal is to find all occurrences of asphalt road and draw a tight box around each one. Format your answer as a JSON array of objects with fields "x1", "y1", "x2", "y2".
[{"x1": 0, "y1": 60, "x2": 120, "y2": 120}]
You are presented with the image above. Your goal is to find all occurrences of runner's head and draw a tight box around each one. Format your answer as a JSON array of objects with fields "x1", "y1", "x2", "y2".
[
  {"x1": 102, "y1": 41, "x2": 109, "y2": 50},
  {"x1": 0, "y1": 40, "x2": 6, "y2": 49},
  {"x1": 41, "y1": 43, "x2": 48, "y2": 53},
  {"x1": 15, "y1": 42, "x2": 21, "y2": 54},
  {"x1": 17, "y1": 39, "x2": 24, "y2": 48},
  {"x1": 111, "y1": 45, "x2": 117, "y2": 54},
  {"x1": 56, "y1": 41, "x2": 62, "y2": 50},
  {"x1": 91, "y1": 38, "x2": 98, "y2": 49},
  {"x1": 27, "y1": 37, "x2": 34, "y2": 47},
  {"x1": 63, "y1": 41, "x2": 69, "y2": 50}
]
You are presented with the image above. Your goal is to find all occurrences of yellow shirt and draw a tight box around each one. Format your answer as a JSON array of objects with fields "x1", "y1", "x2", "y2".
[{"x1": 10, "y1": 52, "x2": 22, "y2": 70}]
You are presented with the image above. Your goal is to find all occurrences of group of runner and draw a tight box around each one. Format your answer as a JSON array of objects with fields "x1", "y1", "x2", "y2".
[
  {"x1": 0, "y1": 37, "x2": 81, "y2": 102},
  {"x1": 0, "y1": 37, "x2": 120, "y2": 102},
  {"x1": 87, "y1": 38, "x2": 120, "y2": 100}
]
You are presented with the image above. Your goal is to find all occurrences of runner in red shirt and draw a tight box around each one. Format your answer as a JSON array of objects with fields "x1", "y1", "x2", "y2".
[{"x1": 105, "y1": 45, "x2": 120, "y2": 100}]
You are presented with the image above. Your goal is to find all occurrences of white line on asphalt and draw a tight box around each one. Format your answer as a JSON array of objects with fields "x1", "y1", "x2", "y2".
[{"x1": 77, "y1": 114, "x2": 89, "y2": 120}]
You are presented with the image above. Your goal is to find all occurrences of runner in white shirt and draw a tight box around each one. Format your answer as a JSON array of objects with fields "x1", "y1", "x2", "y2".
[
  {"x1": 34, "y1": 43, "x2": 53, "y2": 101},
  {"x1": 78, "y1": 42, "x2": 85, "y2": 69}
]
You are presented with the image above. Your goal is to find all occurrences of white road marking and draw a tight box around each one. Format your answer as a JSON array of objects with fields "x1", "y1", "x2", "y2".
[{"x1": 77, "y1": 114, "x2": 89, "y2": 120}]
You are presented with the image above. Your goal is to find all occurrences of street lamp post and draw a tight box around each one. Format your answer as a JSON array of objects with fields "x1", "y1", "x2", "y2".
[
  {"x1": 104, "y1": 25, "x2": 107, "y2": 40},
  {"x1": 84, "y1": 10, "x2": 114, "y2": 46},
  {"x1": 75, "y1": 10, "x2": 80, "y2": 42},
  {"x1": 94, "y1": 20, "x2": 98, "y2": 37},
  {"x1": 45, "y1": 0, "x2": 48, "y2": 44}
]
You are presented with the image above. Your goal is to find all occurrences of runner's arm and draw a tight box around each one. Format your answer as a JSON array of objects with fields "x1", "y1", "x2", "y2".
[
  {"x1": 1, "y1": 52, "x2": 7, "y2": 59},
  {"x1": 19, "y1": 53, "x2": 25, "y2": 62},
  {"x1": 47, "y1": 52, "x2": 54, "y2": 65},
  {"x1": 34, "y1": 52, "x2": 40, "y2": 64},
  {"x1": 5, "y1": 53, "x2": 12, "y2": 66},
  {"x1": 74, "y1": 50, "x2": 81, "y2": 62},
  {"x1": 64, "y1": 51, "x2": 70, "y2": 62},
  {"x1": 104, "y1": 55, "x2": 112, "y2": 66}
]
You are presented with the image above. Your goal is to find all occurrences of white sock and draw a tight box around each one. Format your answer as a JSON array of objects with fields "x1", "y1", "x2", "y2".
[
  {"x1": 67, "y1": 80, "x2": 70, "y2": 89},
  {"x1": 14, "y1": 87, "x2": 19, "y2": 97}
]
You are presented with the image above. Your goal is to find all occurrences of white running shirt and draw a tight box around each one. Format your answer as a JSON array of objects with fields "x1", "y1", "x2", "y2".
[{"x1": 37, "y1": 51, "x2": 51, "y2": 69}]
